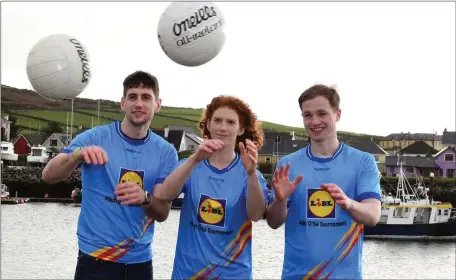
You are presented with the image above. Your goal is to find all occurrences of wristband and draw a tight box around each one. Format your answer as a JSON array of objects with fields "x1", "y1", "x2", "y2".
[{"x1": 72, "y1": 147, "x2": 83, "y2": 162}]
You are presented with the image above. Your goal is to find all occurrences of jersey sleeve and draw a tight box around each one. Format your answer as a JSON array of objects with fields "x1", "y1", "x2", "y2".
[
  {"x1": 355, "y1": 153, "x2": 382, "y2": 202},
  {"x1": 267, "y1": 158, "x2": 293, "y2": 209},
  {"x1": 154, "y1": 144, "x2": 179, "y2": 186}
]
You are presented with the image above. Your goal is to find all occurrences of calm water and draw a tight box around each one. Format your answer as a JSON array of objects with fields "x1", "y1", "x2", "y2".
[{"x1": 1, "y1": 203, "x2": 455, "y2": 279}]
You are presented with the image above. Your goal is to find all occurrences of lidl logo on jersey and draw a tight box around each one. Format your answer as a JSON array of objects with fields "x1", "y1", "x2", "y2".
[
  {"x1": 307, "y1": 189, "x2": 336, "y2": 219},
  {"x1": 118, "y1": 168, "x2": 145, "y2": 189},
  {"x1": 197, "y1": 194, "x2": 226, "y2": 228}
]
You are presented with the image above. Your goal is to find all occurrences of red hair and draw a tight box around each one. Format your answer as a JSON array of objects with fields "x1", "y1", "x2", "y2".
[{"x1": 199, "y1": 95, "x2": 264, "y2": 153}]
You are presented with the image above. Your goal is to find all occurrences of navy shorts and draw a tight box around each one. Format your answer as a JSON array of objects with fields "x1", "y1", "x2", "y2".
[{"x1": 74, "y1": 250, "x2": 153, "y2": 280}]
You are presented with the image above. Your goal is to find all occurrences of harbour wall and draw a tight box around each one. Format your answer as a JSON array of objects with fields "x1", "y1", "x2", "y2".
[{"x1": 2, "y1": 167, "x2": 456, "y2": 205}]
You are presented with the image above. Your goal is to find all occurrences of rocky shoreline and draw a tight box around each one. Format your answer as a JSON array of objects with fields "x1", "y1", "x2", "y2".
[
  {"x1": 2, "y1": 166, "x2": 81, "y2": 185},
  {"x1": 2, "y1": 167, "x2": 81, "y2": 198}
]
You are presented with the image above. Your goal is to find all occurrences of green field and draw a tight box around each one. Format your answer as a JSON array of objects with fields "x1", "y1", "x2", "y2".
[
  {"x1": 1, "y1": 84, "x2": 384, "y2": 141},
  {"x1": 77, "y1": 109, "x2": 198, "y2": 129},
  {"x1": 160, "y1": 113, "x2": 202, "y2": 122},
  {"x1": 13, "y1": 110, "x2": 95, "y2": 128},
  {"x1": 160, "y1": 107, "x2": 203, "y2": 116},
  {"x1": 7, "y1": 108, "x2": 307, "y2": 136},
  {"x1": 5, "y1": 108, "x2": 384, "y2": 141}
]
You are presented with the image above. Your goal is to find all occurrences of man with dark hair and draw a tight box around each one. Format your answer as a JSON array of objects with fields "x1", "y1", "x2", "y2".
[
  {"x1": 266, "y1": 84, "x2": 381, "y2": 279},
  {"x1": 42, "y1": 70, "x2": 178, "y2": 280}
]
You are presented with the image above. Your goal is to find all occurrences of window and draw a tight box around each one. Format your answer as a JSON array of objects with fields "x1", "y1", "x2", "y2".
[
  {"x1": 406, "y1": 167, "x2": 414, "y2": 173},
  {"x1": 374, "y1": 156, "x2": 379, "y2": 162},
  {"x1": 447, "y1": 169, "x2": 455, "y2": 178},
  {"x1": 32, "y1": 149, "x2": 42, "y2": 156},
  {"x1": 50, "y1": 140, "x2": 57, "y2": 146},
  {"x1": 266, "y1": 157, "x2": 271, "y2": 162},
  {"x1": 188, "y1": 145, "x2": 195, "y2": 151},
  {"x1": 444, "y1": 154, "x2": 454, "y2": 162}
]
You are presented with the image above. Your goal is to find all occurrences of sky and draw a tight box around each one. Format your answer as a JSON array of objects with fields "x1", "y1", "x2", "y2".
[{"x1": 1, "y1": 1, "x2": 455, "y2": 137}]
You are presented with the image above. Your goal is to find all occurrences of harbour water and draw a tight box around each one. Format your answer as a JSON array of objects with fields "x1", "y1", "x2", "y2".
[{"x1": 1, "y1": 203, "x2": 455, "y2": 279}]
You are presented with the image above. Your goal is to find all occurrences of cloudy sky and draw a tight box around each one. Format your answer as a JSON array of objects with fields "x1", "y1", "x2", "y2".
[{"x1": 2, "y1": 1, "x2": 455, "y2": 136}]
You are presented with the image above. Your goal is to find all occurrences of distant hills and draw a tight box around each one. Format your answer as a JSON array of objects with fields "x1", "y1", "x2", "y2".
[{"x1": 0, "y1": 84, "x2": 384, "y2": 141}]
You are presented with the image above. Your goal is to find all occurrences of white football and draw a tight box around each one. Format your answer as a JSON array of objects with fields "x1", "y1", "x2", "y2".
[
  {"x1": 157, "y1": 2, "x2": 226, "y2": 67},
  {"x1": 26, "y1": 34, "x2": 91, "y2": 101}
]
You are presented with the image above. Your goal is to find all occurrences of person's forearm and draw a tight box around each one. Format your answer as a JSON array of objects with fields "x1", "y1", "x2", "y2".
[
  {"x1": 246, "y1": 172, "x2": 266, "y2": 222},
  {"x1": 42, "y1": 153, "x2": 80, "y2": 184},
  {"x1": 155, "y1": 155, "x2": 198, "y2": 201},
  {"x1": 266, "y1": 198, "x2": 288, "y2": 229},
  {"x1": 143, "y1": 197, "x2": 172, "y2": 222},
  {"x1": 346, "y1": 199, "x2": 381, "y2": 227}
]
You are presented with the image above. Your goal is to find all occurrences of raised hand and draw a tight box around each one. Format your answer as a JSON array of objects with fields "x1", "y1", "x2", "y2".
[
  {"x1": 239, "y1": 139, "x2": 258, "y2": 175},
  {"x1": 74, "y1": 146, "x2": 108, "y2": 165},
  {"x1": 114, "y1": 182, "x2": 146, "y2": 205},
  {"x1": 272, "y1": 164, "x2": 303, "y2": 202},
  {"x1": 192, "y1": 139, "x2": 224, "y2": 162},
  {"x1": 321, "y1": 183, "x2": 352, "y2": 210}
]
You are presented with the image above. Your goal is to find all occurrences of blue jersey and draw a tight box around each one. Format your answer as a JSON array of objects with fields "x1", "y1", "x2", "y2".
[
  {"x1": 269, "y1": 142, "x2": 381, "y2": 280},
  {"x1": 171, "y1": 154, "x2": 269, "y2": 279},
  {"x1": 63, "y1": 121, "x2": 178, "y2": 264}
]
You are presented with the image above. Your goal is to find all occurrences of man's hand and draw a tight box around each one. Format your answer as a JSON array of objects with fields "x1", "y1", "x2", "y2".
[
  {"x1": 239, "y1": 139, "x2": 258, "y2": 175},
  {"x1": 321, "y1": 183, "x2": 353, "y2": 210},
  {"x1": 322, "y1": 183, "x2": 381, "y2": 226},
  {"x1": 115, "y1": 182, "x2": 146, "y2": 205},
  {"x1": 75, "y1": 146, "x2": 108, "y2": 165},
  {"x1": 272, "y1": 164, "x2": 303, "y2": 202}
]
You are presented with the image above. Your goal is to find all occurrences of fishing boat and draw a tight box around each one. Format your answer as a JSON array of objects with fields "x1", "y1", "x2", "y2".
[
  {"x1": 1, "y1": 183, "x2": 29, "y2": 204},
  {"x1": 1, "y1": 141, "x2": 18, "y2": 165},
  {"x1": 1, "y1": 184, "x2": 10, "y2": 200},
  {"x1": 364, "y1": 162, "x2": 456, "y2": 241},
  {"x1": 27, "y1": 145, "x2": 49, "y2": 167}
]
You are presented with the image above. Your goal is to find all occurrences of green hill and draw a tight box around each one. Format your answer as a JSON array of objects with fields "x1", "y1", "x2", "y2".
[{"x1": 1, "y1": 84, "x2": 384, "y2": 141}]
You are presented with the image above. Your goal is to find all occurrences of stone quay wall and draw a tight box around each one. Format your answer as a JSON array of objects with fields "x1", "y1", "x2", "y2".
[{"x1": 2, "y1": 167, "x2": 81, "y2": 198}]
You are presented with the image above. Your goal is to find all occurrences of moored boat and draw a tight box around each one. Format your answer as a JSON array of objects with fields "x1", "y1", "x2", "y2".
[{"x1": 364, "y1": 163, "x2": 456, "y2": 241}]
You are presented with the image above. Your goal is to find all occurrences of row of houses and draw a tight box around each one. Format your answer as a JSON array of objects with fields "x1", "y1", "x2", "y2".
[
  {"x1": 10, "y1": 125, "x2": 204, "y2": 157},
  {"x1": 379, "y1": 129, "x2": 455, "y2": 151},
  {"x1": 4, "y1": 115, "x2": 456, "y2": 178},
  {"x1": 377, "y1": 129, "x2": 456, "y2": 178},
  {"x1": 256, "y1": 129, "x2": 456, "y2": 178}
]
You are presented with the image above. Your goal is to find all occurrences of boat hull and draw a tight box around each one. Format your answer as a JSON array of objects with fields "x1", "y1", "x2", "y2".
[
  {"x1": 364, "y1": 219, "x2": 456, "y2": 241},
  {"x1": 1, "y1": 153, "x2": 18, "y2": 161}
]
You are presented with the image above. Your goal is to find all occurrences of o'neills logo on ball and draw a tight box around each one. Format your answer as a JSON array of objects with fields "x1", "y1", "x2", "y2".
[
  {"x1": 172, "y1": 6, "x2": 224, "y2": 47},
  {"x1": 173, "y1": 6, "x2": 217, "y2": 36},
  {"x1": 69, "y1": 38, "x2": 90, "y2": 83}
]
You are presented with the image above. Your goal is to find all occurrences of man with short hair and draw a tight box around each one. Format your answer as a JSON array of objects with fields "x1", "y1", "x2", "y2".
[
  {"x1": 42, "y1": 70, "x2": 178, "y2": 280},
  {"x1": 266, "y1": 84, "x2": 381, "y2": 279}
]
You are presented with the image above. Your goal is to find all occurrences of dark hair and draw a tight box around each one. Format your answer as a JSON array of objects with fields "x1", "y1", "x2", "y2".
[
  {"x1": 199, "y1": 95, "x2": 264, "y2": 153},
  {"x1": 123, "y1": 71, "x2": 159, "y2": 98},
  {"x1": 298, "y1": 84, "x2": 340, "y2": 111}
]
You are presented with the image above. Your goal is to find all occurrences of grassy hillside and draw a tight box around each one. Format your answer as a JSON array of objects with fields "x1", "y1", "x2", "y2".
[{"x1": 1, "y1": 84, "x2": 384, "y2": 141}]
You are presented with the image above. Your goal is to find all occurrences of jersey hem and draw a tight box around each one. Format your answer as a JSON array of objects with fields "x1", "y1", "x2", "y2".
[
  {"x1": 78, "y1": 245, "x2": 152, "y2": 264},
  {"x1": 356, "y1": 191, "x2": 381, "y2": 202}
]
